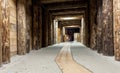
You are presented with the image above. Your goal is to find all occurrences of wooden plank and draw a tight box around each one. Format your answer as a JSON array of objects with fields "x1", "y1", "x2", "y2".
[{"x1": 56, "y1": 45, "x2": 92, "y2": 73}]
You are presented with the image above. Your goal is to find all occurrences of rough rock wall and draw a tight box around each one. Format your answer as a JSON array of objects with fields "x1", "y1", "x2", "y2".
[
  {"x1": 102, "y1": 0, "x2": 114, "y2": 56},
  {"x1": 17, "y1": 0, "x2": 26, "y2": 55},
  {"x1": 113, "y1": 0, "x2": 120, "y2": 61}
]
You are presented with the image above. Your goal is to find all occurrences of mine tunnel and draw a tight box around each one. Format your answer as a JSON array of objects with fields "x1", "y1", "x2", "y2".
[{"x1": 0, "y1": 0, "x2": 120, "y2": 73}]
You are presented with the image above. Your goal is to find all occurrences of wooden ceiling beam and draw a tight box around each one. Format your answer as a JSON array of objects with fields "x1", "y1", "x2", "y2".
[
  {"x1": 53, "y1": 14, "x2": 84, "y2": 21},
  {"x1": 51, "y1": 10, "x2": 85, "y2": 16},
  {"x1": 47, "y1": 4, "x2": 87, "y2": 11},
  {"x1": 41, "y1": 0, "x2": 83, "y2": 4}
]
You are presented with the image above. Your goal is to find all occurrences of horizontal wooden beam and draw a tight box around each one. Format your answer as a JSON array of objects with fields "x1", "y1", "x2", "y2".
[
  {"x1": 55, "y1": 15, "x2": 83, "y2": 21},
  {"x1": 43, "y1": 1, "x2": 88, "y2": 11},
  {"x1": 41, "y1": 0, "x2": 84, "y2": 4},
  {"x1": 53, "y1": 13, "x2": 84, "y2": 18},
  {"x1": 47, "y1": 5, "x2": 87, "y2": 11},
  {"x1": 52, "y1": 11, "x2": 85, "y2": 16}
]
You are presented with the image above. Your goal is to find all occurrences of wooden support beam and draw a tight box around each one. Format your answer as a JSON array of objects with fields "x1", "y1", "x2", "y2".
[
  {"x1": 1, "y1": 0, "x2": 10, "y2": 63},
  {"x1": 0, "y1": 0, "x2": 2, "y2": 65},
  {"x1": 46, "y1": 11, "x2": 49, "y2": 46},
  {"x1": 38, "y1": 7, "x2": 42, "y2": 49},
  {"x1": 96, "y1": 0, "x2": 103, "y2": 53},
  {"x1": 113, "y1": 0, "x2": 120, "y2": 60},
  {"x1": 89, "y1": 0, "x2": 97, "y2": 50},
  {"x1": 42, "y1": 8, "x2": 48, "y2": 47},
  {"x1": 44, "y1": 2, "x2": 87, "y2": 11},
  {"x1": 48, "y1": 14, "x2": 52, "y2": 45},
  {"x1": 53, "y1": 13, "x2": 84, "y2": 19},
  {"x1": 17, "y1": 0, "x2": 26, "y2": 55},
  {"x1": 49, "y1": 7, "x2": 86, "y2": 15},
  {"x1": 48, "y1": 6, "x2": 87, "y2": 11},
  {"x1": 52, "y1": 11, "x2": 85, "y2": 16},
  {"x1": 26, "y1": 0, "x2": 32, "y2": 53},
  {"x1": 0, "y1": 23, "x2": 2, "y2": 66},
  {"x1": 102, "y1": 0, "x2": 114, "y2": 56},
  {"x1": 41, "y1": 0, "x2": 86, "y2": 4},
  {"x1": 33, "y1": 6, "x2": 39, "y2": 50},
  {"x1": 51, "y1": 20, "x2": 54, "y2": 44}
]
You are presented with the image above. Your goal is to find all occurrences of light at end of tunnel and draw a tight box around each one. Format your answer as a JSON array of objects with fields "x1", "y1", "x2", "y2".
[
  {"x1": 59, "y1": 17, "x2": 80, "y2": 20},
  {"x1": 62, "y1": 17, "x2": 76, "y2": 20}
]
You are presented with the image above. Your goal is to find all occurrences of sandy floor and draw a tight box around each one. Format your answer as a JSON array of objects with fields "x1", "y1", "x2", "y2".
[{"x1": 0, "y1": 42, "x2": 120, "y2": 73}]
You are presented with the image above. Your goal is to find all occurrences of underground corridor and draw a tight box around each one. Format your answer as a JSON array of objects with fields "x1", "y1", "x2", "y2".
[{"x1": 0, "y1": 0, "x2": 120, "y2": 73}]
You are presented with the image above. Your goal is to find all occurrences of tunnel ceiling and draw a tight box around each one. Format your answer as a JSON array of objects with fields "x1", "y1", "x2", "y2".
[{"x1": 41, "y1": 0, "x2": 88, "y2": 21}]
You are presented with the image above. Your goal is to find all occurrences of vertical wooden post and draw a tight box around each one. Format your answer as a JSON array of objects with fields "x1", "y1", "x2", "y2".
[
  {"x1": 42, "y1": 7, "x2": 47, "y2": 47},
  {"x1": 0, "y1": 0, "x2": 2, "y2": 66},
  {"x1": 0, "y1": 21, "x2": 2, "y2": 66},
  {"x1": 113, "y1": 0, "x2": 120, "y2": 60},
  {"x1": 81, "y1": 17, "x2": 85, "y2": 44},
  {"x1": 26, "y1": 0, "x2": 32, "y2": 53},
  {"x1": 1, "y1": 0, "x2": 10, "y2": 63},
  {"x1": 17, "y1": 0, "x2": 26, "y2": 55},
  {"x1": 96, "y1": 0, "x2": 103, "y2": 53},
  {"x1": 33, "y1": 6, "x2": 38, "y2": 49},
  {"x1": 38, "y1": 6, "x2": 42, "y2": 49},
  {"x1": 48, "y1": 14, "x2": 52, "y2": 45},
  {"x1": 0, "y1": 27, "x2": 2, "y2": 65},
  {"x1": 45, "y1": 11, "x2": 49, "y2": 46},
  {"x1": 58, "y1": 22, "x2": 63, "y2": 43},
  {"x1": 42, "y1": 9, "x2": 49, "y2": 46},
  {"x1": 102, "y1": 0, "x2": 114, "y2": 56},
  {"x1": 51, "y1": 20, "x2": 54, "y2": 44},
  {"x1": 90, "y1": 0, "x2": 97, "y2": 50}
]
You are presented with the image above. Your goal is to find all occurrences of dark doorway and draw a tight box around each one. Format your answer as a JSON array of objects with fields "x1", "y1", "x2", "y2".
[{"x1": 65, "y1": 27, "x2": 80, "y2": 41}]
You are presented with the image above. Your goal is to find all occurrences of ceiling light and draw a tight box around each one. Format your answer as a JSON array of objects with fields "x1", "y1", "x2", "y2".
[{"x1": 61, "y1": 17, "x2": 76, "y2": 20}]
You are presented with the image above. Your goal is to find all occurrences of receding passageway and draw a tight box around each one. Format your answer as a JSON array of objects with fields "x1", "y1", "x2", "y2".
[
  {"x1": 0, "y1": 42, "x2": 120, "y2": 73},
  {"x1": 0, "y1": 0, "x2": 120, "y2": 72}
]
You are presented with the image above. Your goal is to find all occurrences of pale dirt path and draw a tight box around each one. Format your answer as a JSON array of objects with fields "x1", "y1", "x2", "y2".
[{"x1": 55, "y1": 44, "x2": 92, "y2": 73}]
